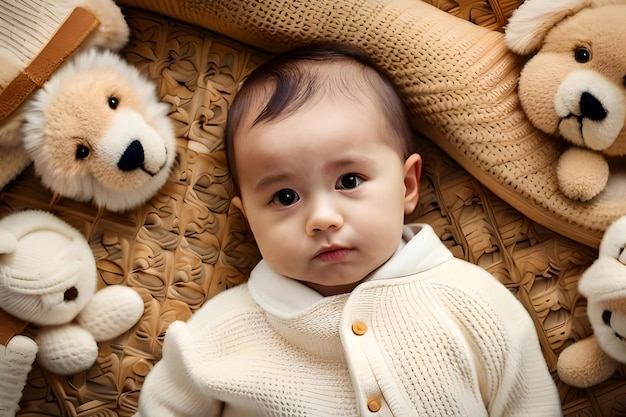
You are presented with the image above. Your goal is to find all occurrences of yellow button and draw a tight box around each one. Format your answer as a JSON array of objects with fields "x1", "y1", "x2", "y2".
[
  {"x1": 367, "y1": 396, "x2": 382, "y2": 412},
  {"x1": 351, "y1": 320, "x2": 367, "y2": 336}
]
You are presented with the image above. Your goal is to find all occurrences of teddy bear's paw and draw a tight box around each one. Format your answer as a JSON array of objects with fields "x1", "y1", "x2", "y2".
[
  {"x1": 36, "y1": 324, "x2": 98, "y2": 375},
  {"x1": 557, "y1": 148, "x2": 609, "y2": 201},
  {"x1": 557, "y1": 336, "x2": 618, "y2": 388},
  {"x1": 2, "y1": 335, "x2": 38, "y2": 365},
  {"x1": 0, "y1": 336, "x2": 38, "y2": 415},
  {"x1": 77, "y1": 285, "x2": 144, "y2": 342}
]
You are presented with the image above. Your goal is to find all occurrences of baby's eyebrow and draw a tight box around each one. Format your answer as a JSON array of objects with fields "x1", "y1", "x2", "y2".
[
  {"x1": 254, "y1": 173, "x2": 290, "y2": 193},
  {"x1": 324, "y1": 155, "x2": 373, "y2": 171}
]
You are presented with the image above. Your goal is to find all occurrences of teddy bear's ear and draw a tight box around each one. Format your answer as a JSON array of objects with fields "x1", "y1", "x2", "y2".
[
  {"x1": 505, "y1": 0, "x2": 592, "y2": 55},
  {"x1": 598, "y1": 215, "x2": 626, "y2": 261},
  {"x1": 76, "y1": 0, "x2": 130, "y2": 52}
]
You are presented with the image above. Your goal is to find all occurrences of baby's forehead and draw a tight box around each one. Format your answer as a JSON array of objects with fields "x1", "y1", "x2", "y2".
[
  {"x1": 231, "y1": 56, "x2": 410, "y2": 154},
  {"x1": 240, "y1": 98, "x2": 407, "y2": 164},
  {"x1": 250, "y1": 60, "x2": 384, "y2": 117}
]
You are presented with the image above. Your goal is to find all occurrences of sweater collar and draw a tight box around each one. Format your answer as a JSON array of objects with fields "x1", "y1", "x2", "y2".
[{"x1": 248, "y1": 224, "x2": 453, "y2": 319}]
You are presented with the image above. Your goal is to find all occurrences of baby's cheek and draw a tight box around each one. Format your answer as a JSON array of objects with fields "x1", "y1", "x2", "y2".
[
  {"x1": 255, "y1": 225, "x2": 297, "y2": 260},
  {"x1": 355, "y1": 210, "x2": 403, "y2": 248}
]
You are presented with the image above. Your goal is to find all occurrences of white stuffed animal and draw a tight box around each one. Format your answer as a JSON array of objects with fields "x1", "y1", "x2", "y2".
[
  {"x1": 0, "y1": 210, "x2": 144, "y2": 414},
  {"x1": 557, "y1": 215, "x2": 626, "y2": 388}
]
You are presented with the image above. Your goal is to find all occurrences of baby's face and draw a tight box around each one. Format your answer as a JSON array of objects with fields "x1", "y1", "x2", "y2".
[{"x1": 232, "y1": 95, "x2": 418, "y2": 295}]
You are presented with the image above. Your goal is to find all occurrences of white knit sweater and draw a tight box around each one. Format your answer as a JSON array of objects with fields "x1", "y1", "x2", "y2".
[{"x1": 135, "y1": 224, "x2": 561, "y2": 416}]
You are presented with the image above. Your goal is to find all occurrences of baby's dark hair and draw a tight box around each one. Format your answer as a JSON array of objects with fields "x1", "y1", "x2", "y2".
[{"x1": 225, "y1": 43, "x2": 414, "y2": 193}]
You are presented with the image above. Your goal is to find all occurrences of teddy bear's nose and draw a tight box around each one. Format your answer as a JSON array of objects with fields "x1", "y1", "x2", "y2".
[
  {"x1": 580, "y1": 92, "x2": 607, "y2": 122},
  {"x1": 64, "y1": 287, "x2": 78, "y2": 301},
  {"x1": 118, "y1": 140, "x2": 145, "y2": 171}
]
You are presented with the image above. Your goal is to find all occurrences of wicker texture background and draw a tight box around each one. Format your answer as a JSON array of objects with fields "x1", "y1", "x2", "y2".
[
  {"x1": 422, "y1": 0, "x2": 522, "y2": 31},
  {"x1": 1, "y1": 3, "x2": 625, "y2": 416}
]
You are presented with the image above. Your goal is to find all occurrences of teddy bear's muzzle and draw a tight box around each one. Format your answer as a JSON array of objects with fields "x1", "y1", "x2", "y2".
[
  {"x1": 555, "y1": 69, "x2": 625, "y2": 151},
  {"x1": 105, "y1": 109, "x2": 170, "y2": 182}
]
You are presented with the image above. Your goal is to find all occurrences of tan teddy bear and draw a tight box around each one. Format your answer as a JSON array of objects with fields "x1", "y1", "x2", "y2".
[
  {"x1": 505, "y1": 0, "x2": 626, "y2": 202},
  {"x1": 0, "y1": 0, "x2": 130, "y2": 191},
  {"x1": 21, "y1": 48, "x2": 177, "y2": 212},
  {"x1": 1, "y1": 0, "x2": 177, "y2": 213}
]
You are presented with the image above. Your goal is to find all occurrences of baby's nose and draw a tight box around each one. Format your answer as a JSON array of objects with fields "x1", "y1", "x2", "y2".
[{"x1": 306, "y1": 198, "x2": 343, "y2": 235}]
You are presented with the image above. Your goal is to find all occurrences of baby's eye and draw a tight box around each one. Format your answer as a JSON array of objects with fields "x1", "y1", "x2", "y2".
[
  {"x1": 336, "y1": 174, "x2": 364, "y2": 190},
  {"x1": 272, "y1": 189, "x2": 300, "y2": 206}
]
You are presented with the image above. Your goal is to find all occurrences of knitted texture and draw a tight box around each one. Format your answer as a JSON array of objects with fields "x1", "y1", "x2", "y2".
[
  {"x1": 0, "y1": 1, "x2": 72, "y2": 89},
  {"x1": 0, "y1": 211, "x2": 96, "y2": 326},
  {"x1": 77, "y1": 286, "x2": 145, "y2": 341},
  {"x1": 35, "y1": 325, "x2": 98, "y2": 376},
  {"x1": 117, "y1": 0, "x2": 626, "y2": 248},
  {"x1": 0, "y1": 0, "x2": 74, "y2": 191},
  {"x1": 0, "y1": 336, "x2": 37, "y2": 417}
]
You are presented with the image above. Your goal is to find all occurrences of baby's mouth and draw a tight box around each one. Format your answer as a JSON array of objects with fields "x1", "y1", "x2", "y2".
[{"x1": 314, "y1": 245, "x2": 353, "y2": 262}]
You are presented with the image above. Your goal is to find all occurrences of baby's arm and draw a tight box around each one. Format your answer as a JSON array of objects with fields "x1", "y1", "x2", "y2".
[
  {"x1": 134, "y1": 321, "x2": 224, "y2": 417},
  {"x1": 475, "y1": 275, "x2": 562, "y2": 416}
]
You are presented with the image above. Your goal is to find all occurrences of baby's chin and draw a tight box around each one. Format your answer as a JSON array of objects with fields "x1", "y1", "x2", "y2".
[{"x1": 301, "y1": 277, "x2": 368, "y2": 297}]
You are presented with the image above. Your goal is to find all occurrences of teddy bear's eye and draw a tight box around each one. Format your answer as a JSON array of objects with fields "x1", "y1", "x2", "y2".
[
  {"x1": 108, "y1": 96, "x2": 119, "y2": 110},
  {"x1": 575, "y1": 47, "x2": 591, "y2": 63},
  {"x1": 76, "y1": 145, "x2": 90, "y2": 160}
]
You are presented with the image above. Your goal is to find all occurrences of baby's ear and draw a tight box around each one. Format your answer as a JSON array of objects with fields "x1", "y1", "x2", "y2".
[
  {"x1": 403, "y1": 153, "x2": 422, "y2": 214},
  {"x1": 231, "y1": 196, "x2": 246, "y2": 218}
]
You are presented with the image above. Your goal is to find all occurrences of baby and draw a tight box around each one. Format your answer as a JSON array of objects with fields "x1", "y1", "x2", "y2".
[{"x1": 135, "y1": 43, "x2": 562, "y2": 416}]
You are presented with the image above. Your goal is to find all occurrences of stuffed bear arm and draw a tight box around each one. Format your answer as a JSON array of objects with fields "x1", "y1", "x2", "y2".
[
  {"x1": 34, "y1": 286, "x2": 144, "y2": 376},
  {"x1": 76, "y1": 285, "x2": 144, "y2": 342},
  {"x1": 556, "y1": 148, "x2": 609, "y2": 202},
  {"x1": 0, "y1": 335, "x2": 38, "y2": 416},
  {"x1": 557, "y1": 335, "x2": 618, "y2": 388}
]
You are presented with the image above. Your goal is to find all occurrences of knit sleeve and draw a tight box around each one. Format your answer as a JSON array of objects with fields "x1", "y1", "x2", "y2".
[
  {"x1": 444, "y1": 260, "x2": 562, "y2": 417},
  {"x1": 134, "y1": 320, "x2": 225, "y2": 417}
]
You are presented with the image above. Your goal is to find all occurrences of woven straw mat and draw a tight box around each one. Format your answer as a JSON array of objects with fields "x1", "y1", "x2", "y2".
[{"x1": 1, "y1": 2, "x2": 625, "y2": 416}]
